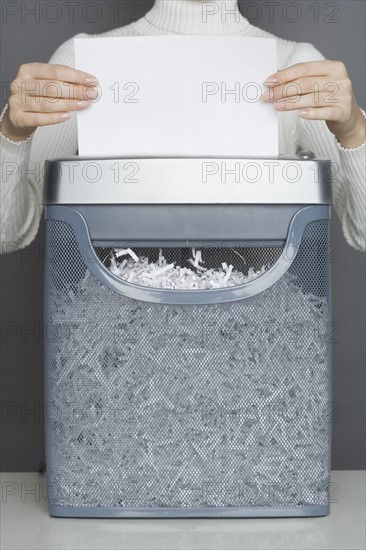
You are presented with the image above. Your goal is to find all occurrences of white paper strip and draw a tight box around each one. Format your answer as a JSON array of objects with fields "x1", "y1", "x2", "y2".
[{"x1": 74, "y1": 36, "x2": 278, "y2": 158}]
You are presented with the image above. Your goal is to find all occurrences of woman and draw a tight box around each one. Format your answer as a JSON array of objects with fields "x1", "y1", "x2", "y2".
[{"x1": 1, "y1": 0, "x2": 365, "y2": 251}]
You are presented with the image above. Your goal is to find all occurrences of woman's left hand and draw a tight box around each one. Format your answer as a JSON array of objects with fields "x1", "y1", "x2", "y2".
[{"x1": 261, "y1": 60, "x2": 366, "y2": 148}]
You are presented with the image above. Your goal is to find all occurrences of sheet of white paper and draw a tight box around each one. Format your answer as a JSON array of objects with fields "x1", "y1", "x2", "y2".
[{"x1": 74, "y1": 36, "x2": 278, "y2": 158}]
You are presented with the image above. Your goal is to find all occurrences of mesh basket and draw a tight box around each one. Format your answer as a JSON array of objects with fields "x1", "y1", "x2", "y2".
[{"x1": 44, "y1": 215, "x2": 332, "y2": 517}]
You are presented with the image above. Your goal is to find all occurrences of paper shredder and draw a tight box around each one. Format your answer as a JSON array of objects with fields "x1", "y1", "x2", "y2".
[{"x1": 43, "y1": 154, "x2": 333, "y2": 518}]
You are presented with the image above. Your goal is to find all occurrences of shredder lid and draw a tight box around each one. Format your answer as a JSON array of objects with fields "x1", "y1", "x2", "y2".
[{"x1": 43, "y1": 156, "x2": 333, "y2": 205}]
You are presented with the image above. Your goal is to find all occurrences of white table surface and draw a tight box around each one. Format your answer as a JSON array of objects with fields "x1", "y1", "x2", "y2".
[{"x1": 1, "y1": 471, "x2": 365, "y2": 550}]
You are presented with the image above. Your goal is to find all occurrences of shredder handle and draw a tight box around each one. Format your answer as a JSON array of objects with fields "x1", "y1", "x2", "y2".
[{"x1": 45, "y1": 205, "x2": 330, "y2": 305}]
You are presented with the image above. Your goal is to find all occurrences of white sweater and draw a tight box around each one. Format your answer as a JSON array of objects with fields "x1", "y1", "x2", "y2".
[{"x1": 1, "y1": 0, "x2": 365, "y2": 251}]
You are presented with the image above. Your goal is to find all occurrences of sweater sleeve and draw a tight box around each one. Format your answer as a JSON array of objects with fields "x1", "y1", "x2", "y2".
[
  {"x1": 0, "y1": 33, "x2": 86, "y2": 253},
  {"x1": 290, "y1": 42, "x2": 366, "y2": 251}
]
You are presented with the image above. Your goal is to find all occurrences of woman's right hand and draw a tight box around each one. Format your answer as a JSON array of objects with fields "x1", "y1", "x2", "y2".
[{"x1": 0, "y1": 62, "x2": 99, "y2": 141}]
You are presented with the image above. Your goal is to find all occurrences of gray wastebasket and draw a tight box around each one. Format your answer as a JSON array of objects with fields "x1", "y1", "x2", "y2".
[{"x1": 43, "y1": 155, "x2": 333, "y2": 518}]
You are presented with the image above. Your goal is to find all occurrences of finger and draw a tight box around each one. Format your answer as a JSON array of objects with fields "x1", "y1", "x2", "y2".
[
  {"x1": 19, "y1": 111, "x2": 73, "y2": 128},
  {"x1": 264, "y1": 61, "x2": 347, "y2": 87},
  {"x1": 272, "y1": 91, "x2": 343, "y2": 112},
  {"x1": 261, "y1": 76, "x2": 342, "y2": 102},
  {"x1": 22, "y1": 79, "x2": 99, "y2": 101},
  {"x1": 22, "y1": 96, "x2": 92, "y2": 113},
  {"x1": 20, "y1": 62, "x2": 98, "y2": 85},
  {"x1": 298, "y1": 106, "x2": 342, "y2": 121}
]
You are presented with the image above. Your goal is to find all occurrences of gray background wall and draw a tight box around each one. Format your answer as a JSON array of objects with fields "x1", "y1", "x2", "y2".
[{"x1": 1, "y1": 0, "x2": 365, "y2": 471}]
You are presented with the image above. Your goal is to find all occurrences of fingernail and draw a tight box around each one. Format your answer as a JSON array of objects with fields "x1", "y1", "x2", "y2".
[
  {"x1": 274, "y1": 99, "x2": 286, "y2": 109},
  {"x1": 76, "y1": 101, "x2": 90, "y2": 109},
  {"x1": 60, "y1": 112, "x2": 70, "y2": 119},
  {"x1": 261, "y1": 90, "x2": 274, "y2": 102},
  {"x1": 85, "y1": 86, "x2": 99, "y2": 99},
  {"x1": 263, "y1": 76, "x2": 278, "y2": 85},
  {"x1": 299, "y1": 110, "x2": 309, "y2": 117},
  {"x1": 85, "y1": 76, "x2": 99, "y2": 84}
]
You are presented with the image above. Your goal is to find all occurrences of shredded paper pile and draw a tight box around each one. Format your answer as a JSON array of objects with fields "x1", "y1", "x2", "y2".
[
  {"x1": 47, "y1": 259, "x2": 330, "y2": 509},
  {"x1": 108, "y1": 247, "x2": 268, "y2": 289}
]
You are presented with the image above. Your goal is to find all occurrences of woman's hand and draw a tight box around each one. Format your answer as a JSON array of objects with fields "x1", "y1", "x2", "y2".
[
  {"x1": 0, "y1": 62, "x2": 99, "y2": 142},
  {"x1": 261, "y1": 60, "x2": 366, "y2": 149}
]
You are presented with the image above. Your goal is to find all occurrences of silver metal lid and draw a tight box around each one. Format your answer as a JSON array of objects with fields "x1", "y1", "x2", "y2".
[{"x1": 43, "y1": 156, "x2": 333, "y2": 205}]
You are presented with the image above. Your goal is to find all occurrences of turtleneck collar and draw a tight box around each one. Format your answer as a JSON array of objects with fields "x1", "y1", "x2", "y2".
[{"x1": 143, "y1": 0, "x2": 250, "y2": 35}]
